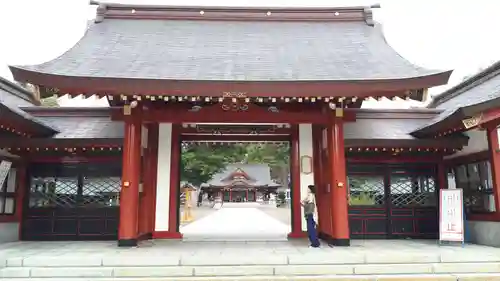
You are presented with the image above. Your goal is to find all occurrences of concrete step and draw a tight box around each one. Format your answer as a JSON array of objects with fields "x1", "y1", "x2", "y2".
[
  {"x1": 2, "y1": 263, "x2": 500, "y2": 279},
  {"x1": 3, "y1": 274, "x2": 500, "y2": 280}
]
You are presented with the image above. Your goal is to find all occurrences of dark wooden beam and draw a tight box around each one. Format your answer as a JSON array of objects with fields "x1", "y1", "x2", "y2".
[{"x1": 181, "y1": 135, "x2": 290, "y2": 141}]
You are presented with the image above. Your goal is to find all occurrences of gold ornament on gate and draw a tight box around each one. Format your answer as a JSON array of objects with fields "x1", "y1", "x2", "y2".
[{"x1": 220, "y1": 92, "x2": 249, "y2": 112}]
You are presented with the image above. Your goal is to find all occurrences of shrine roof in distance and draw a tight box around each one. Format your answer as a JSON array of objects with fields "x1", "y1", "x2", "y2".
[{"x1": 9, "y1": 2, "x2": 452, "y2": 102}]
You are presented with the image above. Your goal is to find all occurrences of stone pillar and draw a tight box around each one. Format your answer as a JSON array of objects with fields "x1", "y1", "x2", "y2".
[
  {"x1": 328, "y1": 113, "x2": 350, "y2": 246},
  {"x1": 118, "y1": 120, "x2": 142, "y2": 247}
]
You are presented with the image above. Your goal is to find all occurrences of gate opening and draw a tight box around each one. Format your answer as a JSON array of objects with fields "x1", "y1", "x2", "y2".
[{"x1": 178, "y1": 141, "x2": 292, "y2": 241}]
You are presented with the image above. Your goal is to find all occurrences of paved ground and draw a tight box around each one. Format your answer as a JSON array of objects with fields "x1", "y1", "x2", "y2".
[
  {"x1": 259, "y1": 206, "x2": 291, "y2": 225},
  {"x1": 2, "y1": 240, "x2": 500, "y2": 279},
  {"x1": 181, "y1": 208, "x2": 290, "y2": 241},
  {"x1": 179, "y1": 206, "x2": 217, "y2": 227},
  {"x1": 1, "y1": 239, "x2": 500, "y2": 261},
  {"x1": 179, "y1": 203, "x2": 292, "y2": 241}
]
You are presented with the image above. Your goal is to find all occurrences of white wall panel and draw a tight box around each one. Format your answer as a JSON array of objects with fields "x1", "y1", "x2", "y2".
[
  {"x1": 155, "y1": 123, "x2": 172, "y2": 231},
  {"x1": 299, "y1": 124, "x2": 315, "y2": 231}
]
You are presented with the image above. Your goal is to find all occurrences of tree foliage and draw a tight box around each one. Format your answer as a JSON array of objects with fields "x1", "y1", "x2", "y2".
[
  {"x1": 180, "y1": 142, "x2": 290, "y2": 187},
  {"x1": 245, "y1": 143, "x2": 290, "y2": 187},
  {"x1": 180, "y1": 143, "x2": 246, "y2": 187}
]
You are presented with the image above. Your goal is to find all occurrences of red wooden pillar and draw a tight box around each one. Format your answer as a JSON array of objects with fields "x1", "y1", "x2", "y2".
[
  {"x1": 148, "y1": 124, "x2": 159, "y2": 236},
  {"x1": 118, "y1": 119, "x2": 142, "y2": 247},
  {"x1": 487, "y1": 126, "x2": 500, "y2": 215},
  {"x1": 16, "y1": 163, "x2": 27, "y2": 240},
  {"x1": 168, "y1": 124, "x2": 182, "y2": 237},
  {"x1": 229, "y1": 189, "x2": 233, "y2": 201},
  {"x1": 288, "y1": 125, "x2": 303, "y2": 238},
  {"x1": 320, "y1": 127, "x2": 333, "y2": 237},
  {"x1": 437, "y1": 162, "x2": 447, "y2": 190},
  {"x1": 138, "y1": 123, "x2": 159, "y2": 239},
  {"x1": 328, "y1": 115, "x2": 350, "y2": 246},
  {"x1": 312, "y1": 125, "x2": 324, "y2": 234},
  {"x1": 138, "y1": 132, "x2": 149, "y2": 238}
]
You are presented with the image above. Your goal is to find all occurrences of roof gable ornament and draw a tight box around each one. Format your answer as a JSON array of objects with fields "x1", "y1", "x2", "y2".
[
  {"x1": 94, "y1": 3, "x2": 107, "y2": 23},
  {"x1": 462, "y1": 114, "x2": 483, "y2": 130},
  {"x1": 363, "y1": 4, "x2": 380, "y2": 27},
  {"x1": 222, "y1": 167, "x2": 254, "y2": 182}
]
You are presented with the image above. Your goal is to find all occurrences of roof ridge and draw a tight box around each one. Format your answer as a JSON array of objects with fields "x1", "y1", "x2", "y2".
[
  {"x1": 428, "y1": 60, "x2": 500, "y2": 108},
  {"x1": 0, "y1": 77, "x2": 38, "y2": 105},
  {"x1": 91, "y1": 1, "x2": 380, "y2": 24}
]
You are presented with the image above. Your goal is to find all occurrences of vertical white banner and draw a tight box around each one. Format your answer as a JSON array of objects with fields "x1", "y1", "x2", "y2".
[{"x1": 439, "y1": 189, "x2": 464, "y2": 242}]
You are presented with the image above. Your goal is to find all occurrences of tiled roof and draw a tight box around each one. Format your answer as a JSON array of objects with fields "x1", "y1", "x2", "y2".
[
  {"x1": 201, "y1": 164, "x2": 281, "y2": 188},
  {"x1": 19, "y1": 108, "x2": 466, "y2": 148},
  {"x1": 0, "y1": 78, "x2": 58, "y2": 136},
  {"x1": 346, "y1": 118, "x2": 427, "y2": 140},
  {"x1": 412, "y1": 61, "x2": 500, "y2": 135},
  {"x1": 13, "y1": 11, "x2": 446, "y2": 82},
  {"x1": 344, "y1": 109, "x2": 467, "y2": 148},
  {"x1": 23, "y1": 108, "x2": 123, "y2": 139},
  {"x1": 0, "y1": 77, "x2": 37, "y2": 106}
]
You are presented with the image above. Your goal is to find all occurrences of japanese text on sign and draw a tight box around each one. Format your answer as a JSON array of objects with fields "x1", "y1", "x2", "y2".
[{"x1": 439, "y1": 189, "x2": 464, "y2": 242}]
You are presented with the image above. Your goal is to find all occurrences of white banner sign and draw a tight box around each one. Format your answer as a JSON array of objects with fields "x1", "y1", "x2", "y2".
[
  {"x1": 439, "y1": 189, "x2": 464, "y2": 242},
  {"x1": 0, "y1": 160, "x2": 12, "y2": 188}
]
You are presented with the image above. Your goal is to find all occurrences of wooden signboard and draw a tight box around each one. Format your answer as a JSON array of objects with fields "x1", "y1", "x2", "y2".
[
  {"x1": 0, "y1": 160, "x2": 12, "y2": 188},
  {"x1": 439, "y1": 189, "x2": 464, "y2": 243}
]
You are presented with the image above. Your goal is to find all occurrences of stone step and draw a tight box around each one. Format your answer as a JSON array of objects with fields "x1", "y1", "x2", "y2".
[
  {"x1": 2, "y1": 273, "x2": 500, "y2": 281},
  {"x1": 2, "y1": 263, "x2": 500, "y2": 279}
]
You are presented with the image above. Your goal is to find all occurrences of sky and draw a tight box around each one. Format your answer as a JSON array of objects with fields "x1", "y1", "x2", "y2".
[{"x1": 0, "y1": 0, "x2": 499, "y2": 108}]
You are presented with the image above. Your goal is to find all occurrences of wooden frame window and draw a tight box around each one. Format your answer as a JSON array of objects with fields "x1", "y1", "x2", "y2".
[
  {"x1": 0, "y1": 168, "x2": 17, "y2": 215},
  {"x1": 28, "y1": 163, "x2": 121, "y2": 209},
  {"x1": 449, "y1": 160, "x2": 495, "y2": 214}
]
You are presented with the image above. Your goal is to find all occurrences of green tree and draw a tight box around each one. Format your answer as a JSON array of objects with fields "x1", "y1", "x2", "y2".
[
  {"x1": 180, "y1": 142, "x2": 290, "y2": 188},
  {"x1": 245, "y1": 143, "x2": 290, "y2": 188},
  {"x1": 180, "y1": 143, "x2": 247, "y2": 187}
]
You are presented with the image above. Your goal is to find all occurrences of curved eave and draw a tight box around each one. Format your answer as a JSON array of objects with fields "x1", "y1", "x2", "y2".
[
  {"x1": 412, "y1": 97, "x2": 500, "y2": 137},
  {"x1": 0, "y1": 104, "x2": 59, "y2": 137},
  {"x1": 0, "y1": 137, "x2": 123, "y2": 148},
  {"x1": 345, "y1": 137, "x2": 467, "y2": 149},
  {"x1": 9, "y1": 66, "x2": 452, "y2": 101}
]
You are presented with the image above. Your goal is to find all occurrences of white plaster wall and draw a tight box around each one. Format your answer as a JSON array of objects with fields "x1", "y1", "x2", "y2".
[
  {"x1": 0, "y1": 222, "x2": 18, "y2": 243},
  {"x1": 298, "y1": 124, "x2": 315, "y2": 231},
  {"x1": 445, "y1": 129, "x2": 489, "y2": 159},
  {"x1": 155, "y1": 123, "x2": 172, "y2": 231}
]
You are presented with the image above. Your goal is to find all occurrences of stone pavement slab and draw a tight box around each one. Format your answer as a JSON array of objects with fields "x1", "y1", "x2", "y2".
[
  {"x1": 180, "y1": 207, "x2": 290, "y2": 241},
  {"x1": 2, "y1": 274, "x2": 497, "y2": 281},
  {"x1": 1, "y1": 240, "x2": 500, "y2": 279},
  {"x1": 1, "y1": 239, "x2": 500, "y2": 265}
]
